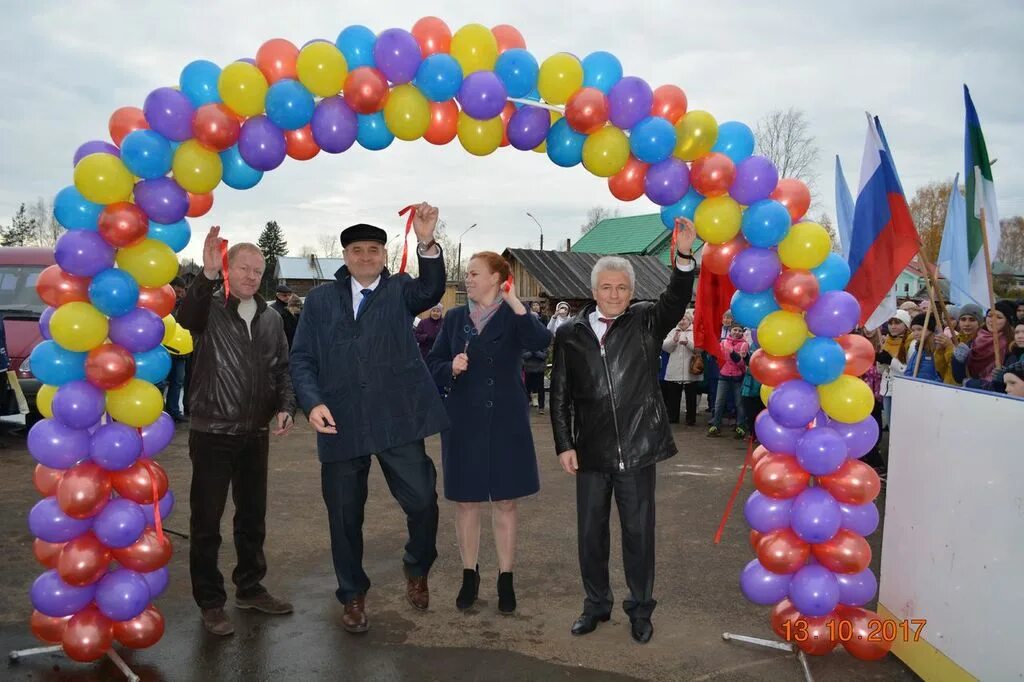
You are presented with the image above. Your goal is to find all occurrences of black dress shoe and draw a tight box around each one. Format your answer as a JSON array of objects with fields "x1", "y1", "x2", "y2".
[
  {"x1": 571, "y1": 612, "x2": 610, "y2": 636},
  {"x1": 456, "y1": 566, "x2": 480, "y2": 610},
  {"x1": 630, "y1": 618, "x2": 653, "y2": 644},
  {"x1": 497, "y1": 572, "x2": 516, "y2": 614}
]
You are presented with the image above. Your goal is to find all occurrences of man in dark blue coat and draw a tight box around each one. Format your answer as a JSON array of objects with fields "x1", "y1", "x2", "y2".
[{"x1": 290, "y1": 202, "x2": 449, "y2": 634}]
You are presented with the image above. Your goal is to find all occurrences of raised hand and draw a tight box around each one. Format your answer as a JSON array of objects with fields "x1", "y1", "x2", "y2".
[
  {"x1": 674, "y1": 217, "x2": 697, "y2": 254},
  {"x1": 412, "y1": 202, "x2": 439, "y2": 244},
  {"x1": 203, "y1": 226, "x2": 225, "y2": 279}
]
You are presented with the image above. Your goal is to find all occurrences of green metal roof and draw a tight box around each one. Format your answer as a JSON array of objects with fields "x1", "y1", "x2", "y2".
[{"x1": 573, "y1": 214, "x2": 669, "y2": 255}]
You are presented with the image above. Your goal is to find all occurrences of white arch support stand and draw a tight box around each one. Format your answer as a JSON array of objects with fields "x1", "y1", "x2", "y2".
[
  {"x1": 9, "y1": 644, "x2": 140, "y2": 682},
  {"x1": 722, "y1": 632, "x2": 814, "y2": 682}
]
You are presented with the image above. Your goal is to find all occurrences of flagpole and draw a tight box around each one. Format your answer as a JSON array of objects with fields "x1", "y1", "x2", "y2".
[
  {"x1": 914, "y1": 248, "x2": 950, "y2": 333},
  {"x1": 912, "y1": 304, "x2": 933, "y2": 378},
  {"x1": 978, "y1": 206, "x2": 1002, "y2": 369}
]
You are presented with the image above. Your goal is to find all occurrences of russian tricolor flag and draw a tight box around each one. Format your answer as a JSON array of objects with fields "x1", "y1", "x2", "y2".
[{"x1": 847, "y1": 114, "x2": 921, "y2": 327}]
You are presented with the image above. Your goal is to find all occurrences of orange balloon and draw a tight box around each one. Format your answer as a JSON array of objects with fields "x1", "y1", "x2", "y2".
[
  {"x1": 754, "y1": 454, "x2": 811, "y2": 499},
  {"x1": 756, "y1": 527, "x2": 811, "y2": 574},
  {"x1": 112, "y1": 528, "x2": 173, "y2": 573},
  {"x1": 499, "y1": 101, "x2": 517, "y2": 147},
  {"x1": 750, "y1": 444, "x2": 772, "y2": 466},
  {"x1": 770, "y1": 178, "x2": 812, "y2": 222},
  {"x1": 565, "y1": 87, "x2": 609, "y2": 134},
  {"x1": 255, "y1": 38, "x2": 299, "y2": 84},
  {"x1": 749, "y1": 349, "x2": 801, "y2": 387},
  {"x1": 113, "y1": 605, "x2": 165, "y2": 649},
  {"x1": 818, "y1": 459, "x2": 881, "y2": 505},
  {"x1": 186, "y1": 191, "x2": 214, "y2": 218},
  {"x1": 838, "y1": 334, "x2": 876, "y2": 376},
  {"x1": 491, "y1": 24, "x2": 526, "y2": 53},
  {"x1": 812, "y1": 528, "x2": 872, "y2": 574},
  {"x1": 109, "y1": 106, "x2": 148, "y2": 147},
  {"x1": 36, "y1": 265, "x2": 91, "y2": 308},
  {"x1": 33, "y1": 538, "x2": 65, "y2": 568},
  {"x1": 344, "y1": 67, "x2": 390, "y2": 114},
  {"x1": 30, "y1": 610, "x2": 71, "y2": 644},
  {"x1": 773, "y1": 269, "x2": 820, "y2": 312},
  {"x1": 412, "y1": 16, "x2": 452, "y2": 57},
  {"x1": 57, "y1": 461, "x2": 112, "y2": 519},
  {"x1": 701, "y1": 235, "x2": 749, "y2": 275},
  {"x1": 57, "y1": 532, "x2": 112, "y2": 586},
  {"x1": 608, "y1": 156, "x2": 649, "y2": 202},
  {"x1": 285, "y1": 125, "x2": 321, "y2": 160},
  {"x1": 98, "y1": 202, "x2": 149, "y2": 248},
  {"x1": 62, "y1": 606, "x2": 113, "y2": 662},
  {"x1": 837, "y1": 606, "x2": 895, "y2": 661},
  {"x1": 137, "y1": 285, "x2": 177, "y2": 318},
  {"x1": 34, "y1": 464, "x2": 64, "y2": 497},
  {"x1": 111, "y1": 458, "x2": 168, "y2": 505},
  {"x1": 192, "y1": 103, "x2": 241, "y2": 152},
  {"x1": 424, "y1": 100, "x2": 459, "y2": 145},
  {"x1": 691, "y1": 152, "x2": 736, "y2": 198},
  {"x1": 651, "y1": 84, "x2": 688, "y2": 124},
  {"x1": 748, "y1": 529, "x2": 763, "y2": 552}
]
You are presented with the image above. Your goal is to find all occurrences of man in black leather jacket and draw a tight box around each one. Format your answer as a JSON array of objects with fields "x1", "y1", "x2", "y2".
[{"x1": 550, "y1": 218, "x2": 697, "y2": 644}]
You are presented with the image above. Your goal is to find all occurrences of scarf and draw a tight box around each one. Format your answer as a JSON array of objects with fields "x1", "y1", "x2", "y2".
[
  {"x1": 468, "y1": 298, "x2": 502, "y2": 335},
  {"x1": 967, "y1": 329, "x2": 1010, "y2": 380}
]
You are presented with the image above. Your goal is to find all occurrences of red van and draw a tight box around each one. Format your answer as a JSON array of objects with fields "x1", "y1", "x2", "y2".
[{"x1": 1, "y1": 247, "x2": 54, "y2": 418}]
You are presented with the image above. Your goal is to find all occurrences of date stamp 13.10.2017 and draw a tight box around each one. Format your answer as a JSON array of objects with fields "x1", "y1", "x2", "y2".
[{"x1": 781, "y1": 618, "x2": 927, "y2": 643}]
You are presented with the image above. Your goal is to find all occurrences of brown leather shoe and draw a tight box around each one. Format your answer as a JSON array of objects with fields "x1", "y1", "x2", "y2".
[
  {"x1": 201, "y1": 607, "x2": 235, "y2": 636},
  {"x1": 406, "y1": 576, "x2": 429, "y2": 611},
  {"x1": 341, "y1": 596, "x2": 369, "y2": 633}
]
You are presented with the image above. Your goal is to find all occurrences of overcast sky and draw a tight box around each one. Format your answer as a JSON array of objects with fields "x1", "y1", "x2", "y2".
[{"x1": 3, "y1": 1, "x2": 1022, "y2": 264}]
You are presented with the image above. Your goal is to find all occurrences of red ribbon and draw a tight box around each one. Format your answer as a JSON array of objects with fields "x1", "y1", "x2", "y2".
[
  {"x1": 713, "y1": 434, "x2": 755, "y2": 545},
  {"x1": 219, "y1": 238, "x2": 230, "y2": 302},
  {"x1": 397, "y1": 205, "x2": 416, "y2": 274},
  {"x1": 137, "y1": 434, "x2": 165, "y2": 544},
  {"x1": 671, "y1": 219, "x2": 680, "y2": 268},
  {"x1": 503, "y1": 271, "x2": 514, "y2": 293}
]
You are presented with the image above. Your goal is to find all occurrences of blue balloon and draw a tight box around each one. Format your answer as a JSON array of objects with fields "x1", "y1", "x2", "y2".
[
  {"x1": 148, "y1": 218, "x2": 191, "y2": 253},
  {"x1": 741, "y1": 199, "x2": 792, "y2": 248},
  {"x1": 415, "y1": 54, "x2": 463, "y2": 102},
  {"x1": 120, "y1": 129, "x2": 174, "y2": 180},
  {"x1": 265, "y1": 79, "x2": 315, "y2": 131},
  {"x1": 731, "y1": 289, "x2": 781, "y2": 329},
  {"x1": 813, "y1": 253, "x2": 852, "y2": 292},
  {"x1": 133, "y1": 346, "x2": 172, "y2": 384},
  {"x1": 336, "y1": 25, "x2": 376, "y2": 69},
  {"x1": 797, "y1": 337, "x2": 847, "y2": 386},
  {"x1": 629, "y1": 116, "x2": 677, "y2": 164},
  {"x1": 712, "y1": 121, "x2": 755, "y2": 163},
  {"x1": 28, "y1": 341, "x2": 86, "y2": 386},
  {"x1": 219, "y1": 146, "x2": 263, "y2": 190},
  {"x1": 356, "y1": 112, "x2": 394, "y2": 151},
  {"x1": 494, "y1": 49, "x2": 539, "y2": 99},
  {"x1": 546, "y1": 118, "x2": 585, "y2": 168},
  {"x1": 180, "y1": 59, "x2": 222, "y2": 107},
  {"x1": 660, "y1": 188, "x2": 705, "y2": 228},
  {"x1": 53, "y1": 186, "x2": 102, "y2": 231},
  {"x1": 581, "y1": 51, "x2": 623, "y2": 94},
  {"x1": 89, "y1": 269, "x2": 139, "y2": 317}
]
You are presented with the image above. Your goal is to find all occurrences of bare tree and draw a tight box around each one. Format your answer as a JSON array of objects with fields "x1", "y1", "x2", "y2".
[
  {"x1": 908, "y1": 180, "x2": 954, "y2": 265},
  {"x1": 580, "y1": 206, "x2": 619, "y2": 235},
  {"x1": 29, "y1": 198, "x2": 61, "y2": 247},
  {"x1": 998, "y1": 216, "x2": 1024, "y2": 269},
  {"x1": 316, "y1": 233, "x2": 342, "y2": 258},
  {"x1": 298, "y1": 245, "x2": 316, "y2": 257},
  {"x1": 816, "y1": 212, "x2": 842, "y2": 254},
  {"x1": 755, "y1": 108, "x2": 820, "y2": 191}
]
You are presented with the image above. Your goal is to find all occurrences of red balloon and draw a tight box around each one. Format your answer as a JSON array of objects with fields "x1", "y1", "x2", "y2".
[
  {"x1": 837, "y1": 606, "x2": 894, "y2": 661},
  {"x1": 748, "y1": 529, "x2": 763, "y2": 552},
  {"x1": 770, "y1": 178, "x2": 812, "y2": 223},
  {"x1": 754, "y1": 454, "x2": 811, "y2": 499},
  {"x1": 608, "y1": 156, "x2": 649, "y2": 202},
  {"x1": 57, "y1": 532, "x2": 112, "y2": 586},
  {"x1": 750, "y1": 349, "x2": 801, "y2": 386},
  {"x1": 85, "y1": 343, "x2": 136, "y2": 391},
  {"x1": 112, "y1": 527, "x2": 173, "y2": 573},
  {"x1": 492, "y1": 24, "x2": 526, "y2": 53},
  {"x1": 255, "y1": 38, "x2": 299, "y2": 84},
  {"x1": 113, "y1": 605, "x2": 165, "y2": 649},
  {"x1": 97, "y1": 202, "x2": 149, "y2": 248},
  {"x1": 34, "y1": 464, "x2": 64, "y2": 497},
  {"x1": 499, "y1": 101, "x2": 517, "y2": 147},
  {"x1": 424, "y1": 100, "x2": 458, "y2": 145},
  {"x1": 691, "y1": 152, "x2": 736, "y2": 197},
  {"x1": 30, "y1": 610, "x2": 71, "y2": 644},
  {"x1": 35, "y1": 265, "x2": 90, "y2": 308},
  {"x1": 818, "y1": 459, "x2": 881, "y2": 505},
  {"x1": 798, "y1": 614, "x2": 840, "y2": 656},
  {"x1": 411, "y1": 16, "x2": 452, "y2": 57},
  {"x1": 186, "y1": 191, "x2": 214, "y2": 218},
  {"x1": 285, "y1": 125, "x2": 321, "y2": 160},
  {"x1": 650, "y1": 84, "x2": 688, "y2": 124},
  {"x1": 33, "y1": 538, "x2": 65, "y2": 569},
  {"x1": 137, "y1": 285, "x2": 177, "y2": 318},
  {"x1": 838, "y1": 334, "x2": 876, "y2": 377},
  {"x1": 565, "y1": 87, "x2": 609, "y2": 134},
  {"x1": 773, "y1": 269, "x2": 820, "y2": 312},
  {"x1": 750, "y1": 444, "x2": 772, "y2": 466},
  {"x1": 109, "y1": 106, "x2": 148, "y2": 147},
  {"x1": 62, "y1": 606, "x2": 113, "y2": 662},
  {"x1": 344, "y1": 67, "x2": 389, "y2": 114},
  {"x1": 111, "y1": 459, "x2": 168, "y2": 505},
  {"x1": 812, "y1": 528, "x2": 872, "y2": 574},
  {"x1": 701, "y1": 235, "x2": 749, "y2": 276},
  {"x1": 193, "y1": 103, "x2": 241, "y2": 152},
  {"x1": 770, "y1": 598, "x2": 800, "y2": 640},
  {"x1": 757, "y1": 528, "x2": 811, "y2": 574},
  {"x1": 57, "y1": 461, "x2": 112, "y2": 519}
]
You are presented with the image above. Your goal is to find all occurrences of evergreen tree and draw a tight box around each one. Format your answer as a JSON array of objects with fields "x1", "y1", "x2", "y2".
[
  {"x1": 257, "y1": 220, "x2": 288, "y2": 296},
  {"x1": 0, "y1": 204, "x2": 39, "y2": 247}
]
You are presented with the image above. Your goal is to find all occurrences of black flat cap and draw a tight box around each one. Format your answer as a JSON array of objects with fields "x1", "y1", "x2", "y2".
[
  {"x1": 340, "y1": 223, "x2": 387, "y2": 247},
  {"x1": 276, "y1": 284, "x2": 292, "y2": 294}
]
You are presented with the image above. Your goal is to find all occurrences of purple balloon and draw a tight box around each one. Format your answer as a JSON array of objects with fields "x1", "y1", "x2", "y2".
[
  {"x1": 740, "y1": 558, "x2": 793, "y2": 605},
  {"x1": 507, "y1": 106, "x2": 551, "y2": 151},
  {"x1": 754, "y1": 411, "x2": 805, "y2": 454},
  {"x1": 29, "y1": 497, "x2": 93, "y2": 543},
  {"x1": 239, "y1": 115, "x2": 287, "y2": 171},
  {"x1": 141, "y1": 567, "x2": 169, "y2": 599},
  {"x1": 311, "y1": 97, "x2": 359, "y2": 153},
  {"x1": 730, "y1": 155, "x2": 779, "y2": 205},
  {"x1": 54, "y1": 230, "x2": 115, "y2": 278},
  {"x1": 237, "y1": 57, "x2": 256, "y2": 65},
  {"x1": 302, "y1": 38, "x2": 331, "y2": 48},
  {"x1": 607, "y1": 76, "x2": 653, "y2": 130},
  {"x1": 790, "y1": 487, "x2": 842, "y2": 543},
  {"x1": 767, "y1": 380, "x2": 820, "y2": 429},
  {"x1": 143, "y1": 87, "x2": 196, "y2": 142},
  {"x1": 90, "y1": 422, "x2": 143, "y2": 471},
  {"x1": 806, "y1": 291, "x2": 861, "y2": 338},
  {"x1": 789, "y1": 564, "x2": 840, "y2": 617},
  {"x1": 795, "y1": 427, "x2": 848, "y2": 476},
  {"x1": 93, "y1": 497, "x2": 146, "y2": 548},
  {"x1": 837, "y1": 567, "x2": 878, "y2": 606},
  {"x1": 458, "y1": 71, "x2": 508, "y2": 120},
  {"x1": 141, "y1": 490, "x2": 175, "y2": 525},
  {"x1": 729, "y1": 247, "x2": 781, "y2": 293},
  {"x1": 39, "y1": 306, "x2": 55, "y2": 340},
  {"x1": 141, "y1": 412, "x2": 175, "y2": 457},
  {"x1": 28, "y1": 418, "x2": 90, "y2": 469},
  {"x1": 30, "y1": 570, "x2": 97, "y2": 617},
  {"x1": 372, "y1": 28, "x2": 422, "y2": 85},
  {"x1": 51, "y1": 381, "x2": 105, "y2": 430},
  {"x1": 134, "y1": 177, "x2": 189, "y2": 224},
  {"x1": 109, "y1": 307, "x2": 165, "y2": 353},
  {"x1": 744, "y1": 491, "x2": 793, "y2": 533},
  {"x1": 96, "y1": 569, "x2": 151, "y2": 621},
  {"x1": 839, "y1": 501, "x2": 880, "y2": 536},
  {"x1": 644, "y1": 158, "x2": 690, "y2": 206},
  {"x1": 828, "y1": 415, "x2": 880, "y2": 459},
  {"x1": 74, "y1": 140, "x2": 120, "y2": 166}
]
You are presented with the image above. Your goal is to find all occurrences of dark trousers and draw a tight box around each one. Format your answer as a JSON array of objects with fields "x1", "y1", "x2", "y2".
[
  {"x1": 711, "y1": 377, "x2": 746, "y2": 428},
  {"x1": 576, "y1": 463, "x2": 657, "y2": 621},
  {"x1": 862, "y1": 402, "x2": 885, "y2": 470},
  {"x1": 660, "y1": 381, "x2": 699, "y2": 425},
  {"x1": 742, "y1": 395, "x2": 764, "y2": 435},
  {"x1": 525, "y1": 371, "x2": 545, "y2": 409},
  {"x1": 189, "y1": 430, "x2": 269, "y2": 609},
  {"x1": 165, "y1": 356, "x2": 186, "y2": 417},
  {"x1": 321, "y1": 440, "x2": 439, "y2": 603}
]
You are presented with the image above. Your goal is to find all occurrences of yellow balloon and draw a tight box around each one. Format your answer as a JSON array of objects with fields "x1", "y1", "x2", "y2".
[
  {"x1": 582, "y1": 126, "x2": 630, "y2": 177},
  {"x1": 383, "y1": 84, "x2": 431, "y2": 141},
  {"x1": 534, "y1": 111, "x2": 561, "y2": 153},
  {"x1": 694, "y1": 196, "x2": 743, "y2": 244},
  {"x1": 73, "y1": 153, "x2": 135, "y2": 205},
  {"x1": 37, "y1": 384, "x2": 58, "y2": 419},
  {"x1": 106, "y1": 378, "x2": 163, "y2": 428},
  {"x1": 778, "y1": 222, "x2": 832, "y2": 270},
  {"x1": 538, "y1": 53, "x2": 584, "y2": 105},
  {"x1": 457, "y1": 111, "x2": 503, "y2": 156},
  {"x1": 450, "y1": 23, "x2": 499, "y2": 75},
  {"x1": 172, "y1": 140, "x2": 223, "y2": 194},
  {"x1": 818, "y1": 375, "x2": 874, "y2": 424},
  {"x1": 757, "y1": 310, "x2": 809, "y2": 357},
  {"x1": 296, "y1": 42, "x2": 348, "y2": 97},
  {"x1": 673, "y1": 110, "x2": 719, "y2": 161},
  {"x1": 49, "y1": 302, "x2": 109, "y2": 352},
  {"x1": 116, "y1": 239, "x2": 179, "y2": 288},
  {"x1": 161, "y1": 314, "x2": 176, "y2": 345},
  {"x1": 166, "y1": 324, "x2": 194, "y2": 356},
  {"x1": 218, "y1": 61, "x2": 269, "y2": 117},
  {"x1": 760, "y1": 384, "x2": 774, "y2": 406}
]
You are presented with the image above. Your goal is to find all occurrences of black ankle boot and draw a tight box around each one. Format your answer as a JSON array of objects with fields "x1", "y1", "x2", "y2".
[
  {"x1": 456, "y1": 566, "x2": 480, "y2": 610},
  {"x1": 497, "y1": 572, "x2": 516, "y2": 614}
]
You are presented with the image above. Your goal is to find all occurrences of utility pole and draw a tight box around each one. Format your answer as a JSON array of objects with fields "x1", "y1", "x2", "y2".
[{"x1": 526, "y1": 211, "x2": 543, "y2": 250}]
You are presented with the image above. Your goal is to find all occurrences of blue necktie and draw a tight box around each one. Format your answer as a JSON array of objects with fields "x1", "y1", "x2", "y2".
[{"x1": 356, "y1": 288, "x2": 373, "y2": 319}]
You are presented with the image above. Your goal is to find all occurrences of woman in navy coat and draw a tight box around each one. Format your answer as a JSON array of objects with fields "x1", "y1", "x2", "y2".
[{"x1": 427, "y1": 251, "x2": 552, "y2": 615}]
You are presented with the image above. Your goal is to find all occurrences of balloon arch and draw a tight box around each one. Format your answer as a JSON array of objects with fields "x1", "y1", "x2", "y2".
[{"x1": 25, "y1": 17, "x2": 890, "y2": 666}]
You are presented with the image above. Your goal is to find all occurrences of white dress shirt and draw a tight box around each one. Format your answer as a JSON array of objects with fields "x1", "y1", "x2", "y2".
[
  {"x1": 589, "y1": 258, "x2": 695, "y2": 340},
  {"x1": 351, "y1": 276, "x2": 381, "y2": 317}
]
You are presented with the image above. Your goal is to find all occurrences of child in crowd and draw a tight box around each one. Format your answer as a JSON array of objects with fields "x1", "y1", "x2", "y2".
[
  {"x1": 877, "y1": 310, "x2": 911, "y2": 429},
  {"x1": 708, "y1": 323, "x2": 750, "y2": 439},
  {"x1": 905, "y1": 313, "x2": 953, "y2": 383}
]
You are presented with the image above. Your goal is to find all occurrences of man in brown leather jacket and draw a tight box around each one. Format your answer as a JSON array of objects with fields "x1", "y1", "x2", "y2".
[{"x1": 177, "y1": 226, "x2": 297, "y2": 636}]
